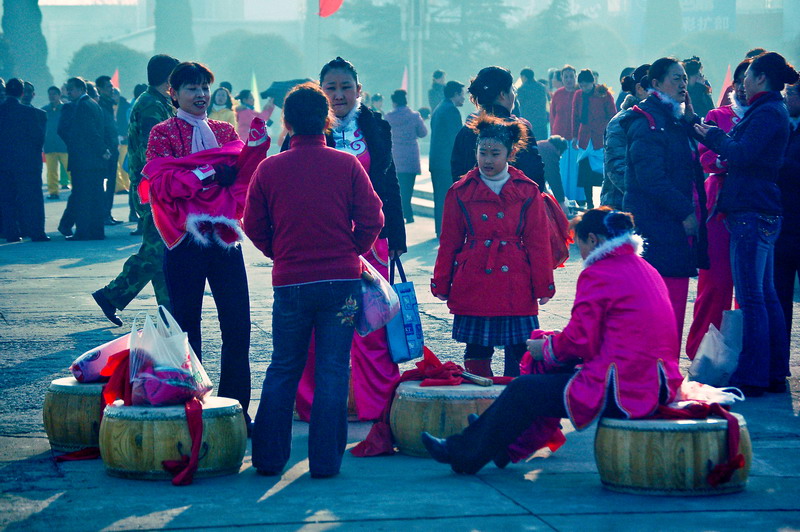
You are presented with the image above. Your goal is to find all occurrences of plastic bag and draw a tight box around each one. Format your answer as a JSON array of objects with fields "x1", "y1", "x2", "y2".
[
  {"x1": 688, "y1": 323, "x2": 739, "y2": 387},
  {"x1": 70, "y1": 333, "x2": 131, "y2": 383},
  {"x1": 672, "y1": 377, "x2": 744, "y2": 407},
  {"x1": 129, "y1": 306, "x2": 213, "y2": 406},
  {"x1": 355, "y1": 256, "x2": 400, "y2": 337},
  {"x1": 386, "y1": 258, "x2": 424, "y2": 363}
]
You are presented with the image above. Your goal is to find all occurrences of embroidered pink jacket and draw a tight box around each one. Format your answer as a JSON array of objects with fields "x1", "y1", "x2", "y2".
[
  {"x1": 140, "y1": 117, "x2": 270, "y2": 249},
  {"x1": 541, "y1": 234, "x2": 683, "y2": 430}
]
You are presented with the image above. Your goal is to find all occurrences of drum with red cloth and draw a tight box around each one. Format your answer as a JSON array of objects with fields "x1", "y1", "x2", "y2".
[
  {"x1": 389, "y1": 381, "x2": 506, "y2": 457},
  {"x1": 43, "y1": 377, "x2": 104, "y2": 452},
  {"x1": 99, "y1": 396, "x2": 246, "y2": 480},
  {"x1": 594, "y1": 414, "x2": 752, "y2": 495}
]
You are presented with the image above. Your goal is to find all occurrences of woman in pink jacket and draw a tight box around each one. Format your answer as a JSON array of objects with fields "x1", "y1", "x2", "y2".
[
  {"x1": 234, "y1": 89, "x2": 274, "y2": 142},
  {"x1": 423, "y1": 208, "x2": 683, "y2": 474}
]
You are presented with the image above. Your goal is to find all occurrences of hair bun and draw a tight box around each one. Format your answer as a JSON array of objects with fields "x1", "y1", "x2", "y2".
[
  {"x1": 603, "y1": 211, "x2": 635, "y2": 237},
  {"x1": 620, "y1": 75, "x2": 636, "y2": 93},
  {"x1": 784, "y1": 64, "x2": 800, "y2": 85}
]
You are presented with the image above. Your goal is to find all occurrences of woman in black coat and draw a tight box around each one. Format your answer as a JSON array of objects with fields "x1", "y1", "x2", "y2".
[
  {"x1": 622, "y1": 57, "x2": 708, "y2": 344},
  {"x1": 695, "y1": 52, "x2": 799, "y2": 396},
  {"x1": 450, "y1": 66, "x2": 545, "y2": 189}
]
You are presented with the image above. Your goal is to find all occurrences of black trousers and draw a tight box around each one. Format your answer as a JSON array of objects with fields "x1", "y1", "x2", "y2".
[
  {"x1": 431, "y1": 169, "x2": 450, "y2": 237},
  {"x1": 0, "y1": 170, "x2": 46, "y2": 239},
  {"x1": 164, "y1": 238, "x2": 252, "y2": 422},
  {"x1": 104, "y1": 156, "x2": 118, "y2": 218},
  {"x1": 445, "y1": 373, "x2": 628, "y2": 474},
  {"x1": 61, "y1": 168, "x2": 105, "y2": 239}
]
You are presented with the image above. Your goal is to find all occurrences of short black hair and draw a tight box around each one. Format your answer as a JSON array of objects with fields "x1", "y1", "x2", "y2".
[
  {"x1": 746, "y1": 47, "x2": 767, "y2": 59},
  {"x1": 169, "y1": 62, "x2": 214, "y2": 91},
  {"x1": 66, "y1": 77, "x2": 87, "y2": 93},
  {"x1": 22, "y1": 81, "x2": 34, "y2": 93},
  {"x1": 95, "y1": 75, "x2": 112, "y2": 89},
  {"x1": 433, "y1": 69, "x2": 446, "y2": 80},
  {"x1": 468, "y1": 66, "x2": 513, "y2": 107},
  {"x1": 147, "y1": 54, "x2": 179, "y2": 86},
  {"x1": 683, "y1": 56, "x2": 703, "y2": 77},
  {"x1": 577, "y1": 69, "x2": 595, "y2": 84},
  {"x1": 133, "y1": 83, "x2": 147, "y2": 99},
  {"x1": 390, "y1": 89, "x2": 407, "y2": 106},
  {"x1": 320, "y1": 56, "x2": 359, "y2": 84},
  {"x1": 5, "y1": 78, "x2": 23, "y2": 98},
  {"x1": 443, "y1": 80, "x2": 464, "y2": 99},
  {"x1": 85, "y1": 81, "x2": 98, "y2": 99},
  {"x1": 371, "y1": 93, "x2": 383, "y2": 102},
  {"x1": 283, "y1": 82, "x2": 332, "y2": 135},
  {"x1": 648, "y1": 57, "x2": 681, "y2": 88},
  {"x1": 219, "y1": 81, "x2": 233, "y2": 92},
  {"x1": 47, "y1": 86, "x2": 61, "y2": 95},
  {"x1": 520, "y1": 68, "x2": 534, "y2": 80},
  {"x1": 733, "y1": 59, "x2": 751, "y2": 84}
]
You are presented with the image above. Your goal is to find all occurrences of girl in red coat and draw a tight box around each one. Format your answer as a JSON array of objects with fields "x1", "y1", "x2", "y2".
[{"x1": 432, "y1": 114, "x2": 555, "y2": 377}]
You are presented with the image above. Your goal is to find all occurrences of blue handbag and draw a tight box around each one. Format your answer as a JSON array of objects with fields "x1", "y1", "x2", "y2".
[{"x1": 385, "y1": 258, "x2": 424, "y2": 363}]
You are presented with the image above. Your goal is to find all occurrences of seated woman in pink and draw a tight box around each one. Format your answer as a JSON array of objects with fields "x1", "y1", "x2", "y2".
[{"x1": 422, "y1": 208, "x2": 683, "y2": 474}]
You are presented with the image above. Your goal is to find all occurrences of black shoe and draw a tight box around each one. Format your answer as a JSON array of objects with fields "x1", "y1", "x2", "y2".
[
  {"x1": 61, "y1": 185, "x2": 70, "y2": 190},
  {"x1": 31, "y1": 235, "x2": 51, "y2": 242},
  {"x1": 58, "y1": 225, "x2": 73, "y2": 237},
  {"x1": 467, "y1": 414, "x2": 510, "y2": 468},
  {"x1": 48, "y1": 193, "x2": 59, "y2": 200},
  {"x1": 92, "y1": 289, "x2": 123, "y2": 327},
  {"x1": 310, "y1": 471, "x2": 339, "y2": 479},
  {"x1": 255, "y1": 468, "x2": 281, "y2": 477},
  {"x1": 5, "y1": 237, "x2": 21, "y2": 243},
  {"x1": 65, "y1": 235, "x2": 89, "y2": 241},
  {"x1": 421, "y1": 432, "x2": 452, "y2": 464},
  {"x1": 735, "y1": 384, "x2": 766, "y2": 398},
  {"x1": 104, "y1": 217, "x2": 121, "y2": 226},
  {"x1": 767, "y1": 380, "x2": 788, "y2": 394}
]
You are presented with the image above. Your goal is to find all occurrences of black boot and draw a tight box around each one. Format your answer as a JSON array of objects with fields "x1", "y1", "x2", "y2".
[{"x1": 467, "y1": 413, "x2": 510, "y2": 469}]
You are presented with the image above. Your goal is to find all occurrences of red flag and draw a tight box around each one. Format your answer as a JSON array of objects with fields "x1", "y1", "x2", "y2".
[
  {"x1": 111, "y1": 69, "x2": 120, "y2": 89},
  {"x1": 319, "y1": 0, "x2": 343, "y2": 17},
  {"x1": 401, "y1": 66, "x2": 408, "y2": 91},
  {"x1": 716, "y1": 64, "x2": 732, "y2": 107}
]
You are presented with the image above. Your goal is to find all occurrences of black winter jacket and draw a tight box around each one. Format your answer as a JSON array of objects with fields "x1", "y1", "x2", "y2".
[
  {"x1": 702, "y1": 91, "x2": 790, "y2": 216},
  {"x1": 449, "y1": 104, "x2": 545, "y2": 189},
  {"x1": 282, "y1": 104, "x2": 406, "y2": 252},
  {"x1": 622, "y1": 93, "x2": 708, "y2": 277},
  {"x1": 777, "y1": 122, "x2": 800, "y2": 240}
]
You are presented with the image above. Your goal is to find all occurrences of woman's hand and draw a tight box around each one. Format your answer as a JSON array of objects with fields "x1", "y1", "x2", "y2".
[
  {"x1": 693, "y1": 123, "x2": 711, "y2": 139},
  {"x1": 683, "y1": 90, "x2": 696, "y2": 121},
  {"x1": 682, "y1": 214, "x2": 699, "y2": 236},
  {"x1": 526, "y1": 339, "x2": 546, "y2": 360},
  {"x1": 539, "y1": 296, "x2": 551, "y2": 305}
]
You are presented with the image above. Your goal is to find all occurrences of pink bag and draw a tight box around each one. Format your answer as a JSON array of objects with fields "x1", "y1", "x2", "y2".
[
  {"x1": 70, "y1": 333, "x2": 131, "y2": 383},
  {"x1": 355, "y1": 256, "x2": 400, "y2": 337}
]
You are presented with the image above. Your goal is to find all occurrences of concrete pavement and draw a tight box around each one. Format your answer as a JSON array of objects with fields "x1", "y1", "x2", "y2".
[{"x1": 0, "y1": 192, "x2": 799, "y2": 531}]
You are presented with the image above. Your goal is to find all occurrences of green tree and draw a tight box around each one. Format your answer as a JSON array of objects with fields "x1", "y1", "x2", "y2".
[
  {"x1": 66, "y1": 42, "x2": 149, "y2": 96},
  {"x1": 200, "y1": 31, "x2": 304, "y2": 95},
  {"x1": 154, "y1": 0, "x2": 195, "y2": 60},
  {"x1": 1, "y1": 0, "x2": 53, "y2": 92}
]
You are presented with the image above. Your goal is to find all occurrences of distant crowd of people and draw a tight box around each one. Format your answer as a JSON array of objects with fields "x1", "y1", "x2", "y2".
[{"x1": 0, "y1": 46, "x2": 798, "y2": 479}]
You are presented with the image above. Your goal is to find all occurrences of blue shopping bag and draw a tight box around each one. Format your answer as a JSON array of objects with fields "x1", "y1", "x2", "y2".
[{"x1": 386, "y1": 258, "x2": 424, "y2": 363}]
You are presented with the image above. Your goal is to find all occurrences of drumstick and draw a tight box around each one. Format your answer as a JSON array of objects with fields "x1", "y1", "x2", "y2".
[{"x1": 458, "y1": 371, "x2": 493, "y2": 386}]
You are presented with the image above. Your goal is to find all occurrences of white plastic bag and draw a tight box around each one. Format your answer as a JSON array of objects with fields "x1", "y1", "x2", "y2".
[
  {"x1": 688, "y1": 323, "x2": 739, "y2": 387},
  {"x1": 355, "y1": 257, "x2": 400, "y2": 337},
  {"x1": 129, "y1": 306, "x2": 213, "y2": 406},
  {"x1": 672, "y1": 377, "x2": 744, "y2": 407}
]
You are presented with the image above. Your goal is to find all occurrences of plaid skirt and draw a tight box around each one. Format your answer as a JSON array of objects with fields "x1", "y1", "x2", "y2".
[{"x1": 452, "y1": 315, "x2": 539, "y2": 347}]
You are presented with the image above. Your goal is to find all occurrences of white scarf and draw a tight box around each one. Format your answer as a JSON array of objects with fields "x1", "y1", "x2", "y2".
[
  {"x1": 177, "y1": 108, "x2": 219, "y2": 153},
  {"x1": 648, "y1": 89, "x2": 685, "y2": 119}
]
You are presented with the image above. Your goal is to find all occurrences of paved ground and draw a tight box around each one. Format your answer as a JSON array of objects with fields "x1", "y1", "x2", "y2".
[{"x1": 1, "y1": 188, "x2": 799, "y2": 531}]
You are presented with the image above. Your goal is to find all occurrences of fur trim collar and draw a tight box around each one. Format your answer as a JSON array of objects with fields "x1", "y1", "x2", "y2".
[
  {"x1": 185, "y1": 213, "x2": 244, "y2": 248},
  {"x1": 583, "y1": 233, "x2": 643, "y2": 268},
  {"x1": 648, "y1": 89, "x2": 685, "y2": 119},
  {"x1": 730, "y1": 97, "x2": 749, "y2": 118},
  {"x1": 332, "y1": 99, "x2": 362, "y2": 131}
]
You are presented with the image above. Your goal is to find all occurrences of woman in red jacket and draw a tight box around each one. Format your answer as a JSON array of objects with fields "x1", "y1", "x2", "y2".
[
  {"x1": 432, "y1": 114, "x2": 555, "y2": 377},
  {"x1": 572, "y1": 69, "x2": 616, "y2": 208}
]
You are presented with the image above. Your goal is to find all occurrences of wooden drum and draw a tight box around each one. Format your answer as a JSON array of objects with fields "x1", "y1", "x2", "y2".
[
  {"x1": 389, "y1": 382, "x2": 505, "y2": 458},
  {"x1": 99, "y1": 396, "x2": 247, "y2": 480},
  {"x1": 42, "y1": 377, "x2": 105, "y2": 452},
  {"x1": 594, "y1": 414, "x2": 752, "y2": 496}
]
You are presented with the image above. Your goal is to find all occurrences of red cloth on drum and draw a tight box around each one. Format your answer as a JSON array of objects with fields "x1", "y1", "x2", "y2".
[
  {"x1": 100, "y1": 349, "x2": 133, "y2": 407},
  {"x1": 162, "y1": 397, "x2": 204, "y2": 486},
  {"x1": 653, "y1": 402, "x2": 745, "y2": 487},
  {"x1": 350, "y1": 347, "x2": 511, "y2": 457}
]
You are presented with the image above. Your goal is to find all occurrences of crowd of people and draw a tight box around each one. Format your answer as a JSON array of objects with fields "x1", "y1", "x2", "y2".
[{"x1": 0, "y1": 45, "x2": 798, "y2": 480}]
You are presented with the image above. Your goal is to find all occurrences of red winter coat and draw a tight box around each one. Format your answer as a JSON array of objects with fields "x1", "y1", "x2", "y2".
[
  {"x1": 549, "y1": 87, "x2": 577, "y2": 140},
  {"x1": 572, "y1": 86, "x2": 616, "y2": 150},
  {"x1": 431, "y1": 166, "x2": 555, "y2": 316}
]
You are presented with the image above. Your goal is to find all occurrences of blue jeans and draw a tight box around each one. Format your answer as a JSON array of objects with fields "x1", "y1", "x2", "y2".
[
  {"x1": 252, "y1": 280, "x2": 360, "y2": 476},
  {"x1": 727, "y1": 212, "x2": 789, "y2": 387}
]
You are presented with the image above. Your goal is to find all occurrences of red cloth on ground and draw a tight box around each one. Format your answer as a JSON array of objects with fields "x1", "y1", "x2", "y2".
[
  {"x1": 54, "y1": 447, "x2": 101, "y2": 462},
  {"x1": 654, "y1": 402, "x2": 744, "y2": 487},
  {"x1": 350, "y1": 347, "x2": 511, "y2": 457},
  {"x1": 161, "y1": 397, "x2": 204, "y2": 486}
]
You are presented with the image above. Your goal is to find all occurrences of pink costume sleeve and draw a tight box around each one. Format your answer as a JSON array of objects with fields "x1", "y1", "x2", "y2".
[{"x1": 551, "y1": 269, "x2": 607, "y2": 363}]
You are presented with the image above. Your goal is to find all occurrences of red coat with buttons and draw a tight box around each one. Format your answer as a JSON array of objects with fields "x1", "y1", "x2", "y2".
[{"x1": 431, "y1": 166, "x2": 556, "y2": 316}]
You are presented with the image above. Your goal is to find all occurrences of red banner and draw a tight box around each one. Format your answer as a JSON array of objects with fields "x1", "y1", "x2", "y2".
[{"x1": 319, "y1": 0, "x2": 343, "y2": 17}]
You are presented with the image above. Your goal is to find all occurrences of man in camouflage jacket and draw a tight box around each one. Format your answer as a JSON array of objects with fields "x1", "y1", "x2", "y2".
[{"x1": 92, "y1": 55, "x2": 179, "y2": 326}]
